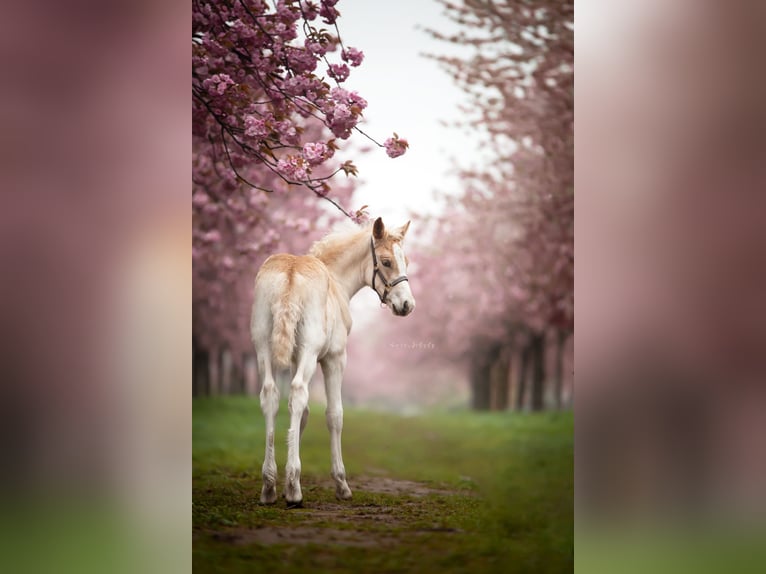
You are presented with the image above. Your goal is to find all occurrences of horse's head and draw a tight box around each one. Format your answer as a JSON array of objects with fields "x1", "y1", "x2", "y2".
[{"x1": 370, "y1": 217, "x2": 416, "y2": 317}]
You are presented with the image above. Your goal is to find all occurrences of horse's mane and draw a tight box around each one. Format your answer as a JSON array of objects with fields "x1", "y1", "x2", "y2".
[{"x1": 308, "y1": 221, "x2": 371, "y2": 262}]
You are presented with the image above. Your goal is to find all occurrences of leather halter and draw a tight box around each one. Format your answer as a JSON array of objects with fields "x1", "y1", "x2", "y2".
[{"x1": 370, "y1": 237, "x2": 408, "y2": 304}]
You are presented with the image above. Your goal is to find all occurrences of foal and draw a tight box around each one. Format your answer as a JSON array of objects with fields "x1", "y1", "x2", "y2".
[{"x1": 250, "y1": 217, "x2": 415, "y2": 506}]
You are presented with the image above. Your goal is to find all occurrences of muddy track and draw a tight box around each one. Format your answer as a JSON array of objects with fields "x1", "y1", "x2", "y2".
[{"x1": 198, "y1": 476, "x2": 468, "y2": 548}]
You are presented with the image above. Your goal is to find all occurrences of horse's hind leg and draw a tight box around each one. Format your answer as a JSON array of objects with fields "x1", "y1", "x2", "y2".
[
  {"x1": 284, "y1": 351, "x2": 318, "y2": 507},
  {"x1": 257, "y1": 349, "x2": 279, "y2": 504},
  {"x1": 321, "y1": 351, "x2": 352, "y2": 501},
  {"x1": 294, "y1": 360, "x2": 310, "y2": 441}
]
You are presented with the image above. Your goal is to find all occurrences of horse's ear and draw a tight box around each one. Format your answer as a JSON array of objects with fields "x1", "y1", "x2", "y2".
[
  {"x1": 373, "y1": 217, "x2": 385, "y2": 241},
  {"x1": 398, "y1": 220, "x2": 411, "y2": 239}
]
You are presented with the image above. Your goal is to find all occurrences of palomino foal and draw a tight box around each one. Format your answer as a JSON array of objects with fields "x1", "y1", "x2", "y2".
[{"x1": 250, "y1": 217, "x2": 415, "y2": 506}]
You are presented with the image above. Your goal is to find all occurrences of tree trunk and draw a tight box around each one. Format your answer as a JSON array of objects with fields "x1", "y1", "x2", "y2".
[
  {"x1": 530, "y1": 333, "x2": 546, "y2": 411},
  {"x1": 193, "y1": 345, "x2": 209, "y2": 397},
  {"x1": 222, "y1": 349, "x2": 233, "y2": 395},
  {"x1": 470, "y1": 346, "x2": 492, "y2": 410},
  {"x1": 208, "y1": 349, "x2": 221, "y2": 396},
  {"x1": 515, "y1": 344, "x2": 530, "y2": 411},
  {"x1": 489, "y1": 348, "x2": 510, "y2": 410},
  {"x1": 244, "y1": 354, "x2": 259, "y2": 396}
]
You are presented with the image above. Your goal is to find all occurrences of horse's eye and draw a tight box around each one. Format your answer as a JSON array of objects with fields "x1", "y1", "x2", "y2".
[{"x1": 382, "y1": 260, "x2": 392, "y2": 268}]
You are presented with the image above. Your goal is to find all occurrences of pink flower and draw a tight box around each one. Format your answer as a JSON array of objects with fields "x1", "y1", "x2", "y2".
[
  {"x1": 202, "y1": 230, "x2": 221, "y2": 243},
  {"x1": 202, "y1": 73, "x2": 235, "y2": 96},
  {"x1": 351, "y1": 208, "x2": 371, "y2": 225},
  {"x1": 277, "y1": 155, "x2": 309, "y2": 180},
  {"x1": 302, "y1": 142, "x2": 329, "y2": 165},
  {"x1": 213, "y1": 73, "x2": 234, "y2": 95},
  {"x1": 304, "y1": 39, "x2": 328, "y2": 57},
  {"x1": 295, "y1": 218, "x2": 311, "y2": 233},
  {"x1": 244, "y1": 115, "x2": 268, "y2": 139},
  {"x1": 384, "y1": 134, "x2": 409, "y2": 158},
  {"x1": 192, "y1": 191, "x2": 209, "y2": 208},
  {"x1": 328, "y1": 63, "x2": 350, "y2": 82},
  {"x1": 341, "y1": 47, "x2": 364, "y2": 67},
  {"x1": 333, "y1": 103, "x2": 351, "y2": 120},
  {"x1": 320, "y1": 87, "x2": 369, "y2": 137},
  {"x1": 330, "y1": 87, "x2": 367, "y2": 111},
  {"x1": 301, "y1": 1, "x2": 319, "y2": 20},
  {"x1": 319, "y1": 0, "x2": 339, "y2": 24},
  {"x1": 275, "y1": 120, "x2": 298, "y2": 144}
]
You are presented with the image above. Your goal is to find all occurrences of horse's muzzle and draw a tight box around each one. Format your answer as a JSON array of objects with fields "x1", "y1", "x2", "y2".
[{"x1": 393, "y1": 300, "x2": 414, "y2": 316}]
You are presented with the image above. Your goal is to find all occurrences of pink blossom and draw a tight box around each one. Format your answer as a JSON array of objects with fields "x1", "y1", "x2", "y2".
[
  {"x1": 302, "y1": 142, "x2": 329, "y2": 165},
  {"x1": 277, "y1": 155, "x2": 309, "y2": 181},
  {"x1": 333, "y1": 103, "x2": 351, "y2": 120},
  {"x1": 341, "y1": 47, "x2": 364, "y2": 67},
  {"x1": 294, "y1": 218, "x2": 311, "y2": 233},
  {"x1": 244, "y1": 115, "x2": 268, "y2": 139},
  {"x1": 319, "y1": 0, "x2": 339, "y2": 24},
  {"x1": 192, "y1": 191, "x2": 209, "y2": 208},
  {"x1": 213, "y1": 73, "x2": 234, "y2": 95},
  {"x1": 384, "y1": 134, "x2": 409, "y2": 158},
  {"x1": 275, "y1": 120, "x2": 298, "y2": 144},
  {"x1": 202, "y1": 230, "x2": 221, "y2": 243},
  {"x1": 304, "y1": 39, "x2": 328, "y2": 57},
  {"x1": 351, "y1": 209, "x2": 371, "y2": 225},
  {"x1": 301, "y1": 1, "x2": 319, "y2": 20},
  {"x1": 328, "y1": 63, "x2": 350, "y2": 82}
]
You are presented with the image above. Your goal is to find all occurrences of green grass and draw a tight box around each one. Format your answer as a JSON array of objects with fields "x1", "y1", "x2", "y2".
[{"x1": 193, "y1": 396, "x2": 573, "y2": 573}]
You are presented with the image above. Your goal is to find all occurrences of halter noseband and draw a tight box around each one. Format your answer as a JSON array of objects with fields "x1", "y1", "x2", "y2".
[{"x1": 370, "y1": 237, "x2": 408, "y2": 304}]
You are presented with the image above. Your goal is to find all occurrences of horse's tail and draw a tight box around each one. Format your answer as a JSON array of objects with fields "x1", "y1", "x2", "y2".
[{"x1": 271, "y1": 282, "x2": 302, "y2": 370}]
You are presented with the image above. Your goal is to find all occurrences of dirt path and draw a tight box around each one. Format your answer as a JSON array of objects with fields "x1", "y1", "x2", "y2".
[{"x1": 198, "y1": 476, "x2": 468, "y2": 549}]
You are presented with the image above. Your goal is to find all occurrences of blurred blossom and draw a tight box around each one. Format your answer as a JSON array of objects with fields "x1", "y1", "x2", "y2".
[
  {"x1": 383, "y1": 134, "x2": 409, "y2": 158},
  {"x1": 328, "y1": 62, "x2": 351, "y2": 82},
  {"x1": 341, "y1": 46, "x2": 365, "y2": 67},
  {"x1": 577, "y1": 0, "x2": 766, "y2": 569},
  {"x1": 0, "y1": 0, "x2": 188, "y2": 573}
]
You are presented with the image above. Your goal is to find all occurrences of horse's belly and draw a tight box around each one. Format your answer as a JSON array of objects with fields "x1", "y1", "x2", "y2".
[{"x1": 318, "y1": 300, "x2": 350, "y2": 359}]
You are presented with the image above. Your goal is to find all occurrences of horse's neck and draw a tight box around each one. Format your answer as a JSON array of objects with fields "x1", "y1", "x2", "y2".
[{"x1": 314, "y1": 231, "x2": 370, "y2": 300}]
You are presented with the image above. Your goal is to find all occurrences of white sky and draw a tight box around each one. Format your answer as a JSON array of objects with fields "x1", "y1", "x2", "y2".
[
  {"x1": 328, "y1": 0, "x2": 485, "y2": 322},
  {"x1": 335, "y1": 0, "x2": 483, "y2": 222}
]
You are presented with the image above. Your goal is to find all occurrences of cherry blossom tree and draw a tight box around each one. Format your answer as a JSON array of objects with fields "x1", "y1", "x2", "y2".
[
  {"x1": 192, "y1": 0, "x2": 409, "y2": 394},
  {"x1": 390, "y1": 0, "x2": 573, "y2": 410},
  {"x1": 192, "y1": 0, "x2": 407, "y2": 217}
]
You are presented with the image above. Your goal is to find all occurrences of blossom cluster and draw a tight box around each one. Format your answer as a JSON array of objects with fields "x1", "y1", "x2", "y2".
[
  {"x1": 192, "y1": 0, "x2": 407, "y2": 215},
  {"x1": 384, "y1": 134, "x2": 409, "y2": 159}
]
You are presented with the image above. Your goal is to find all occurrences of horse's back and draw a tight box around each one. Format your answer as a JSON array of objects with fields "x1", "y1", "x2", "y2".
[
  {"x1": 255, "y1": 253, "x2": 330, "y2": 299},
  {"x1": 251, "y1": 253, "x2": 333, "y2": 366}
]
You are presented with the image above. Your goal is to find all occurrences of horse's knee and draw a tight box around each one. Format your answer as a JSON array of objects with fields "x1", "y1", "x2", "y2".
[
  {"x1": 325, "y1": 408, "x2": 343, "y2": 430},
  {"x1": 288, "y1": 381, "x2": 309, "y2": 414},
  {"x1": 260, "y1": 380, "x2": 279, "y2": 415}
]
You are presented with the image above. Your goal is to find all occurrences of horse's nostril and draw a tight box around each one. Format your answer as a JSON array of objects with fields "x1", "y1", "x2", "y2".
[{"x1": 402, "y1": 301, "x2": 410, "y2": 313}]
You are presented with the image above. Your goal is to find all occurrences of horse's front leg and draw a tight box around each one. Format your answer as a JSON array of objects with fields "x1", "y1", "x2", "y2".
[
  {"x1": 284, "y1": 352, "x2": 317, "y2": 507},
  {"x1": 320, "y1": 352, "x2": 352, "y2": 500}
]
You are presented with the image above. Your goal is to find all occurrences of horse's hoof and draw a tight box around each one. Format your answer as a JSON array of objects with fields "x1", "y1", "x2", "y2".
[
  {"x1": 335, "y1": 485, "x2": 353, "y2": 501},
  {"x1": 260, "y1": 485, "x2": 278, "y2": 505},
  {"x1": 285, "y1": 499, "x2": 303, "y2": 509}
]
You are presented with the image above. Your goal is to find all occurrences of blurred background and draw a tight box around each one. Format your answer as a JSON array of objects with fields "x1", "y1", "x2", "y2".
[
  {"x1": 576, "y1": 0, "x2": 766, "y2": 571},
  {"x1": 2, "y1": 0, "x2": 764, "y2": 571},
  {"x1": 192, "y1": 0, "x2": 574, "y2": 415}
]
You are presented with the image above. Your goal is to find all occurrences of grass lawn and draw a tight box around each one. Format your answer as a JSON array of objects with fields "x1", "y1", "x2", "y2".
[{"x1": 193, "y1": 396, "x2": 573, "y2": 573}]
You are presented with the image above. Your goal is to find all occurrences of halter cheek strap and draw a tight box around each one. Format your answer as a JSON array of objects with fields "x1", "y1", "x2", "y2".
[{"x1": 370, "y1": 237, "x2": 408, "y2": 304}]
